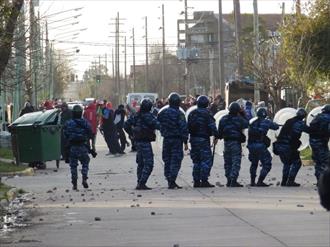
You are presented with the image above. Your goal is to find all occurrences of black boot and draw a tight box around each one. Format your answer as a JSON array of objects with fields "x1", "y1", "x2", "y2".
[
  {"x1": 229, "y1": 179, "x2": 243, "y2": 187},
  {"x1": 256, "y1": 176, "x2": 270, "y2": 187},
  {"x1": 286, "y1": 177, "x2": 300, "y2": 187},
  {"x1": 250, "y1": 176, "x2": 256, "y2": 186},
  {"x1": 281, "y1": 176, "x2": 288, "y2": 187},
  {"x1": 168, "y1": 181, "x2": 176, "y2": 189},
  {"x1": 193, "y1": 180, "x2": 201, "y2": 188},
  {"x1": 136, "y1": 183, "x2": 152, "y2": 190},
  {"x1": 72, "y1": 180, "x2": 78, "y2": 190},
  {"x1": 226, "y1": 178, "x2": 231, "y2": 187},
  {"x1": 82, "y1": 177, "x2": 89, "y2": 189},
  {"x1": 200, "y1": 180, "x2": 215, "y2": 188}
]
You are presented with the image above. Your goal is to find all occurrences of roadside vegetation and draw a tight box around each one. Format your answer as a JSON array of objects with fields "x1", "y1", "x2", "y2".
[{"x1": 0, "y1": 148, "x2": 14, "y2": 160}]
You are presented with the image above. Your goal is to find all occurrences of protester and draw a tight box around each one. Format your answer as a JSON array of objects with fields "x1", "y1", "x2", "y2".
[
  {"x1": 83, "y1": 101, "x2": 98, "y2": 152},
  {"x1": 114, "y1": 104, "x2": 129, "y2": 153}
]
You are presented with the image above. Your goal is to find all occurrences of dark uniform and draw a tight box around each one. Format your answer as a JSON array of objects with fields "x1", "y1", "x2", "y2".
[
  {"x1": 188, "y1": 96, "x2": 219, "y2": 188},
  {"x1": 219, "y1": 102, "x2": 249, "y2": 187},
  {"x1": 158, "y1": 93, "x2": 188, "y2": 189},
  {"x1": 124, "y1": 99, "x2": 160, "y2": 190},
  {"x1": 274, "y1": 108, "x2": 309, "y2": 187},
  {"x1": 247, "y1": 108, "x2": 279, "y2": 186},
  {"x1": 309, "y1": 104, "x2": 330, "y2": 181},
  {"x1": 64, "y1": 105, "x2": 93, "y2": 190}
]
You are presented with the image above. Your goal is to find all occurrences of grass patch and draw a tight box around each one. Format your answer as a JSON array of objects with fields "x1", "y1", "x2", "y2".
[
  {"x1": 0, "y1": 148, "x2": 14, "y2": 160},
  {"x1": 300, "y1": 147, "x2": 312, "y2": 160},
  {"x1": 0, "y1": 162, "x2": 27, "y2": 173},
  {"x1": 0, "y1": 182, "x2": 11, "y2": 201}
]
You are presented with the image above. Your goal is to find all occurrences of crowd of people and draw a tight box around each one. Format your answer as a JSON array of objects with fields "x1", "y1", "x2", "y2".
[{"x1": 14, "y1": 93, "x2": 330, "y2": 211}]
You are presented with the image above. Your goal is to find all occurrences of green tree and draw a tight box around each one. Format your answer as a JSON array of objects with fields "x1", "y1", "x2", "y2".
[
  {"x1": 281, "y1": 0, "x2": 330, "y2": 94},
  {"x1": 0, "y1": 0, "x2": 24, "y2": 79}
]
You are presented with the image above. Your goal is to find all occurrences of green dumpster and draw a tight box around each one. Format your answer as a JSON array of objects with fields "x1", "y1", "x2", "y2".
[{"x1": 9, "y1": 109, "x2": 61, "y2": 166}]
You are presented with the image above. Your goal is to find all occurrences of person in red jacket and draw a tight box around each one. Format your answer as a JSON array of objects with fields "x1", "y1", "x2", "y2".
[{"x1": 83, "y1": 101, "x2": 98, "y2": 152}]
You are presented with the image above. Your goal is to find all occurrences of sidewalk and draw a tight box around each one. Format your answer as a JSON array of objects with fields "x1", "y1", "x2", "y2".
[{"x1": 1, "y1": 136, "x2": 329, "y2": 247}]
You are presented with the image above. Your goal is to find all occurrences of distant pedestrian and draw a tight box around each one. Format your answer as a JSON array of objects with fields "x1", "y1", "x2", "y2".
[
  {"x1": 124, "y1": 99, "x2": 160, "y2": 190},
  {"x1": 101, "y1": 102, "x2": 121, "y2": 155},
  {"x1": 114, "y1": 104, "x2": 129, "y2": 153},
  {"x1": 19, "y1": 101, "x2": 34, "y2": 117}
]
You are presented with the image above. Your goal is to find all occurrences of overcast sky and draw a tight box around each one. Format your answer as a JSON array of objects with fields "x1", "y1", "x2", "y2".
[{"x1": 37, "y1": 0, "x2": 309, "y2": 78}]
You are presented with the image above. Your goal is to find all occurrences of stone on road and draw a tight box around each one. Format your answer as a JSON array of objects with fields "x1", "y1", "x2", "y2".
[{"x1": 1, "y1": 137, "x2": 329, "y2": 247}]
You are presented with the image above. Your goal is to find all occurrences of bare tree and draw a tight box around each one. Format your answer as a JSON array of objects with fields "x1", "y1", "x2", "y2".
[{"x1": 248, "y1": 44, "x2": 289, "y2": 112}]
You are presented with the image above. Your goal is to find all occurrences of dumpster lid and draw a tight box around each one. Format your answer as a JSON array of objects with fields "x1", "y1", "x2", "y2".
[{"x1": 11, "y1": 109, "x2": 60, "y2": 126}]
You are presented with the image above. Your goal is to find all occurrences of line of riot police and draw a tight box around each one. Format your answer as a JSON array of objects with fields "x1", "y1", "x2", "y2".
[{"x1": 124, "y1": 93, "x2": 330, "y2": 194}]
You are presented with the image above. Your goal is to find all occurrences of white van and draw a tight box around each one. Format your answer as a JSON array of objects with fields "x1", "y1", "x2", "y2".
[{"x1": 126, "y1": 93, "x2": 158, "y2": 110}]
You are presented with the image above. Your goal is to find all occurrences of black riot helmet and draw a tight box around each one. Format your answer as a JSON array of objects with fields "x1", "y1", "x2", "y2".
[
  {"x1": 197, "y1": 95, "x2": 209, "y2": 108},
  {"x1": 140, "y1": 98, "x2": 153, "y2": 113},
  {"x1": 256, "y1": 107, "x2": 267, "y2": 119},
  {"x1": 228, "y1": 102, "x2": 241, "y2": 115},
  {"x1": 72, "y1": 104, "x2": 83, "y2": 119},
  {"x1": 296, "y1": 108, "x2": 307, "y2": 120},
  {"x1": 321, "y1": 104, "x2": 330, "y2": 113},
  {"x1": 168, "y1": 92, "x2": 181, "y2": 108}
]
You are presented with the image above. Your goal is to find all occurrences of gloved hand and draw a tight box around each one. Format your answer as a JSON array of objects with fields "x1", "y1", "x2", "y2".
[{"x1": 90, "y1": 149, "x2": 97, "y2": 158}]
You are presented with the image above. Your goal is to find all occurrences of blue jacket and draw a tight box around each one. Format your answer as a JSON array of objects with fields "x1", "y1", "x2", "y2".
[
  {"x1": 64, "y1": 118, "x2": 92, "y2": 145},
  {"x1": 248, "y1": 118, "x2": 279, "y2": 144},
  {"x1": 277, "y1": 116, "x2": 309, "y2": 146},
  {"x1": 309, "y1": 112, "x2": 330, "y2": 142},
  {"x1": 124, "y1": 112, "x2": 160, "y2": 141},
  {"x1": 218, "y1": 114, "x2": 249, "y2": 141},
  {"x1": 188, "y1": 108, "x2": 218, "y2": 139},
  {"x1": 158, "y1": 106, "x2": 188, "y2": 143}
]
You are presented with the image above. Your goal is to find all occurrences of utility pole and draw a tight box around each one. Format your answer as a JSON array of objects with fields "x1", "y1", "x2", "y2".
[
  {"x1": 233, "y1": 0, "x2": 243, "y2": 79},
  {"x1": 124, "y1": 36, "x2": 127, "y2": 95},
  {"x1": 161, "y1": 4, "x2": 166, "y2": 98},
  {"x1": 184, "y1": 0, "x2": 189, "y2": 96},
  {"x1": 253, "y1": 0, "x2": 260, "y2": 103},
  {"x1": 13, "y1": 5, "x2": 26, "y2": 120},
  {"x1": 45, "y1": 21, "x2": 50, "y2": 98},
  {"x1": 132, "y1": 28, "x2": 136, "y2": 92},
  {"x1": 209, "y1": 49, "x2": 215, "y2": 98},
  {"x1": 145, "y1": 16, "x2": 149, "y2": 91},
  {"x1": 281, "y1": 2, "x2": 286, "y2": 24},
  {"x1": 218, "y1": 0, "x2": 225, "y2": 96},
  {"x1": 105, "y1": 53, "x2": 108, "y2": 75},
  {"x1": 29, "y1": 0, "x2": 36, "y2": 105},
  {"x1": 115, "y1": 12, "x2": 120, "y2": 104},
  {"x1": 112, "y1": 48, "x2": 115, "y2": 79}
]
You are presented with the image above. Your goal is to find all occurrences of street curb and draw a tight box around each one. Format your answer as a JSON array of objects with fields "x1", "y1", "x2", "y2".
[
  {"x1": 0, "y1": 157, "x2": 15, "y2": 165},
  {"x1": 0, "y1": 168, "x2": 35, "y2": 177}
]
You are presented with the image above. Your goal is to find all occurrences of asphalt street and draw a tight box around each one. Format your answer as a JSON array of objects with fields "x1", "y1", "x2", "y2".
[{"x1": 1, "y1": 135, "x2": 329, "y2": 247}]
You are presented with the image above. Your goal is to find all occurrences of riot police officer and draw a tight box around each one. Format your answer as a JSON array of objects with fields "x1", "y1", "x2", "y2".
[
  {"x1": 247, "y1": 108, "x2": 279, "y2": 186},
  {"x1": 64, "y1": 105, "x2": 93, "y2": 190},
  {"x1": 188, "y1": 95, "x2": 219, "y2": 188},
  {"x1": 158, "y1": 93, "x2": 189, "y2": 189},
  {"x1": 218, "y1": 102, "x2": 249, "y2": 187},
  {"x1": 309, "y1": 104, "x2": 330, "y2": 182},
  {"x1": 274, "y1": 108, "x2": 310, "y2": 187},
  {"x1": 124, "y1": 99, "x2": 160, "y2": 190}
]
